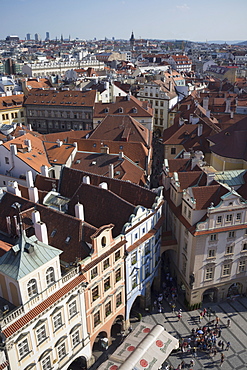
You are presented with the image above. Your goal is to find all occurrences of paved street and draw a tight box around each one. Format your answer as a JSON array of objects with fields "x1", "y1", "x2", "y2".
[{"x1": 139, "y1": 296, "x2": 247, "y2": 369}]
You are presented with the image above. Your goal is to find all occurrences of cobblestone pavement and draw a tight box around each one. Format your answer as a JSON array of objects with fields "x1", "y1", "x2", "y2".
[{"x1": 139, "y1": 296, "x2": 247, "y2": 369}]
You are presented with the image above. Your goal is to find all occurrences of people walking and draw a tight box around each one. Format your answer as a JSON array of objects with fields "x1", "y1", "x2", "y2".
[
  {"x1": 220, "y1": 353, "x2": 225, "y2": 367},
  {"x1": 190, "y1": 359, "x2": 195, "y2": 367},
  {"x1": 226, "y1": 341, "x2": 230, "y2": 351},
  {"x1": 218, "y1": 327, "x2": 222, "y2": 337},
  {"x1": 221, "y1": 341, "x2": 225, "y2": 351},
  {"x1": 227, "y1": 318, "x2": 231, "y2": 327}
]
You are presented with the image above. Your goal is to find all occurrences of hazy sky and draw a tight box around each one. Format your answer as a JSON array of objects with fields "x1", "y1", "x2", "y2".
[{"x1": 1, "y1": 0, "x2": 247, "y2": 42}]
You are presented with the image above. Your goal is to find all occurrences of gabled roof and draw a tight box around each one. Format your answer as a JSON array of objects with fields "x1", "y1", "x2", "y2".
[
  {"x1": 24, "y1": 89, "x2": 96, "y2": 108},
  {"x1": 175, "y1": 171, "x2": 208, "y2": 190},
  {"x1": 43, "y1": 141, "x2": 75, "y2": 165},
  {"x1": 71, "y1": 152, "x2": 145, "y2": 185},
  {"x1": 0, "y1": 94, "x2": 24, "y2": 111},
  {"x1": 94, "y1": 95, "x2": 153, "y2": 118},
  {"x1": 0, "y1": 233, "x2": 62, "y2": 280},
  {"x1": 1, "y1": 133, "x2": 50, "y2": 172},
  {"x1": 191, "y1": 184, "x2": 228, "y2": 210},
  {"x1": 90, "y1": 115, "x2": 151, "y2": 147},
  {"x1": 209, "y1": 116, "x2": 247, "y2": 161}
]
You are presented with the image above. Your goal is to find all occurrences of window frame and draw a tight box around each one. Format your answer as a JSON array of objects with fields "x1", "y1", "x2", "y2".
[
  {"x1": 41, "y1": 355, "x2": 52, "y2": 370},
  {"x1": 71, "y1": 330, "x2": 80, "y2": 347},
  {"x1": 27, "y1": 278, "x2": 38, "y2": 298},
  {"x1": 57, "y1": 342, "x2": 66, "y2": 361},
  {"x1": 68, "y1": 300, "x2": 77, "y2": 319},
  {"x1": 53, "y1": 312, "x2": 63, "y2": 332},
  {"x1": 18, "y1": 338, "x2": 29, "y2": 359},
  {"x1": 205, "y1": 266, "x2": 214, "y2": 280},
  {"x1": 46, "y1": 267, "x2": 55, "y2": 286},
  {"x1": 36, "y1": 324, "x2": 47, "y2": 345}
]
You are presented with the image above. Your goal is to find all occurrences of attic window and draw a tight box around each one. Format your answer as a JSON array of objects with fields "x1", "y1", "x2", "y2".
[
  {"x1": 65, "y1": 236, "x2": 71, "y2": 244},
  {"x1": 225, "y1": 132, "x2": 230, "y2": 136},
  {"x1": 93, "y1": 143, "x2": 96, "y2": 147},
  {"x1": 51, "y1": 229, "x2": 57, "y2": 237},
  {"x1": 104, "y1": 108, "x2": 109, "y2": 113},
  {"x1": 75, "y1": 160, "x2": 81, "y2": 164},
  {"x1": 118, "y1": 107, "x2": 123, "y2": 113}
]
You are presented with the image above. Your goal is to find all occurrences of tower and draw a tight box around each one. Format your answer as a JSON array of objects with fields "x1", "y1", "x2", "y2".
[{"x1": 130, "y1": 31, "x2": 135, "y2": 51}]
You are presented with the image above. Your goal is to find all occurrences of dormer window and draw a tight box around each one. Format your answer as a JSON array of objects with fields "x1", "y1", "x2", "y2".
[
  {"x1": 27, "y1": 279, "x2": 38, "y2": 298},
  {"x1": 104, "y1": 107, "x2": 109, "y2": 113},
  {"x1": 118, "y1": 107, "x2": 123, "y2": 113},
  {"x1": 132, "y1": 107, "x2": 137, "y2": 113},
  {"x1": 46, "y1": 267, "x2": 55, "y2": 286}
]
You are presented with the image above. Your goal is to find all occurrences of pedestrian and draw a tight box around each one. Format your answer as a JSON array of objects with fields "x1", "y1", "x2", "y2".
[
  {"x1": 226, "y1": 341, "x2": 230, "y2": 351},
  {"x1": 218, "y1": 327, "x2": 222, "y2": 337},
  {"x1": 220, "y1": 353, "x2": 224, "y2": 367},
  {"x1": 216, "y1": 316, "x2": 219, "y2": 324},
  {"x1": 190, "y1": 359, "x2": 195, "y2": 367},
  {"x1": 213, "y1": 347, "x2": 217, "y2": 356},
  {"x1": 221, "y1": 341, "x2": 225, "y2": 351},
  {"x1": 218, "y1": 340, "x2": 222, "y2": 347},
  {"x1": 227, "y1": 318, "x2": 231, "y2": 327},
  {"x1": 180, "y1": 360, "x2": 185, "y2": 369},
  {"x1": 171, "y1": 303, "x2": 176, "y2": 313},
  {"x1": 178, "y1": 312, "x2": 182, "y2": 320}
]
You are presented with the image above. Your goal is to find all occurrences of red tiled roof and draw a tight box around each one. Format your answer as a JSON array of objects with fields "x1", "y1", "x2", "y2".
[{"x1": 3, "y1": 274, "x2": 86, "y2": 338}]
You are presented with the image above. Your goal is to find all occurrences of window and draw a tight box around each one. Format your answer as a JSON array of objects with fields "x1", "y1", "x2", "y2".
[
  {"x1": 228, "y1": 231, "x2": 235, "y2": 238},
  {"x1": 236, "y1": 213, "x2": 241, "y2": 221},
  {"x1": 58, "y1": 342, "x2": 66, "y2": 360},
  {"x1": 131, "y1": 252, "x2": 137, "y2": 265},
  {"x1": 131, "y1": 274, "x2": 137, "y2": 289},
  {"x1": 46, "y1": 267, "x2": 55, "y2": 286},
  {"x1": 226, "y1": 214, "x2": 233, "y2": 222},
  {"x1": 69, "y1": 301, "x2": 77, "y2": 318},
  {"x1": 105, "y1": 301, "x2": 111, "y2": 317},
  {"x1": 92, "y1": 286, "x2": 99, "y2": 302},
  {"x1": 91, "y1": 266, "x2": 98, "y2": 279},
  {"x1": 103, "y1": 258, "x2": 110, "y2": 270},
  {"x1": 226, "y1": 245, "x2": 234, "y2": 254},
  {"x1": 188, "y1": 210, "x2": 191, "y2": 219},
  {"x1": 36, "y1": 325, "x2": 46, "y2": 344},
  {"x1": 182, "y1": 256, "x2": 187, "y2": 276},
  {"x1": 217, "y1": 216, "x2": 222, "y2": 223},
  {"x1": 101, "y1": 236, "x2": 106, "y2": 247},
  {"x1": 104, "y1": 277, "x2": 111, "y2": 291},
  {"x1": 116, "y1": 292, "x2": 122, "y2": 307},
  {"x1": 208, "y1": 249, "x2": 215, "y2": 258},
  {"x1": 242, "y1": 243, "x2": 247, "y2": 251},
  {"x1": 145, "y1": 243, "x2": 150, "y2": 255},
  {"x1": 5, "y1": 157, "x2": 9, "y2": 165},
  {"x1": 171, "y1": 148, "x2": 176, "y2": 155},
  {"x1": 145, "y1": 264, "x2": 150, "y2": 279},
  {"x1": 27, "y1": 278, "x2": 38, "y2": 298},
  {"x1": 210, "y1": 234, "x2": 217, "y2": 241},
  {"x1": 18, "y1": 339, "x2": 29, "y2": 359},
  {"x1": 115, "y1": 268, "x2": 121, "y2": 282},
  {"x1": 115, "y1": 250, "x2": 121, "y2": 262},
  {"x1": 93, "y1": 311, "x2": 100, "y2": 327},
  {"x1": 41, "y1": 356, "x2": 52, "y2": 370},
  {"x1": 238, "y1": 260, "x2": 246, "y2": 273},
  {"x1": 205, "y1": 267, "x2": 214, "y2": 280},
  {"x1": 222, "y1": 263, "x2": 231, "y2": 276},
  {"x1": 53, "y1": 312, "x2": 63, "y2": 331},
  {"x1": 184, "y1": 205, "x2": 187, "y2": 216},
  {"x1": 72, "y1": 331, "x2": 80, "y2": 347}
]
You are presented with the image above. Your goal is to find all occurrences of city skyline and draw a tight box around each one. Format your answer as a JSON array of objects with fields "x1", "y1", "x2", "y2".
[{"x1": 1, "y1": 0, "x2": 247, "y2": 43}]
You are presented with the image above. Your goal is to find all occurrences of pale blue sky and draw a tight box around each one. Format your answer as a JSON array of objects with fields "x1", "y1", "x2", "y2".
[{"x1": 1, "y1": 0, "x2": 247, "y2": 42}]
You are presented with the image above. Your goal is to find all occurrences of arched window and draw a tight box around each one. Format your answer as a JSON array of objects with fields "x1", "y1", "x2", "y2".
[
  {"x1": 101, "y1": 236, "x2": 106, "y2": 247},
  {"x1": 46, "y1": 267, "x2": 55, "y2": 286},
  {"x1": 27, "y1": 279, "x2": 37, "y2": 298}
]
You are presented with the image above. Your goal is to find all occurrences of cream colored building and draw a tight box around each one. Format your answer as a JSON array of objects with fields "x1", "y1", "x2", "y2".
[{"x1": 0, "y1": 220, "x2": 92, "y2": 370}]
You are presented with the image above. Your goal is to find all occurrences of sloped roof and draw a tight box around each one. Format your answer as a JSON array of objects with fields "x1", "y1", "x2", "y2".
[
  {"x1": 191, "y1": 184, "x2": 228, "y2": 210},
  {"x1": 43, "y1": 141, "x2": 75, "y2": 165},
  {"x1": 90, "y1": 115, "x2": 151, "y2": 147},
  {"x1": 0, "y1": 94, "x2": 24, "y2": 111},
  {"x1": 0, "y1": 234, "x2": 62, "y2": 280},
  {"x1": 176, "y1": 171, "x2": 208, "y2": 190}
]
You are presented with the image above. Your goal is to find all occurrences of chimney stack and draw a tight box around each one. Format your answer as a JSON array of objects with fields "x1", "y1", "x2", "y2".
[
  {"x1": 203, "y1": 96, "x2": 209, "y2": 110},
  {"x1": 99, "y1": 182, "x2": 108, "y2": 189},
  {"x1": 206, "y1": 172, "x2": 215, "y2": 186},
  {"x1": 109, "y1": 164, "x2": 114, "y2": 178},
  {"x1": 197, "y1": 123, "x2": 203, "y2": 136},
  {"x1": 83, "y1": 175, "x2": 90, "y2": 184},
  {"x1": 32, "y1": 210, "x2": 40, "y2": 224},
  {"x1": 34, "y1": 221, "x2": 48, "y2": 245},
  {"x1": 7, "y1": 181, "x2": 21, "y2": 197},
  {"x1": 26, "y1": 170, "x2": 34, "y2": 188},
  {"x1": 28, "y1": 187, "x2": 39, "y2": 203},
  {"x1": 41, "y1": 165, "x2": 49, "y2": 177},
  {"x1": 75, "y1": 203, "x2": 84, "y2": 221},
  {"x1": 24, "y1": 139, "x2": 32, "y2": 152},
  {"x1": 100, "y1": 146, "x2": 109, "y2": 154}
]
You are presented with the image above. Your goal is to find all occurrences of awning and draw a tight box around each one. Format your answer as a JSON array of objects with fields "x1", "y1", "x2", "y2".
[{"x1": 98, "y1": 323, "x2": 179, "y2": 370}]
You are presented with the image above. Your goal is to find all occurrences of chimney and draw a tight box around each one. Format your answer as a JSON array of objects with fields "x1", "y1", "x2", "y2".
[
  {"x1": 27, "y1": 123, "x2": 32, "y2": 131},
  {"x1": 56, "y1": 139, "x2": 63, "y2": 147},
  {"x1": 26, "y1": 170, "x2": 34, "y2": 188},
  {"x1": 183, "y1": 152, "x2": 191, "y2": 159},
  {"x1": 73, "y1": 142, "x2": 78, "y2": 150},
  {"x1": 10, "y1": 144, "x2": 17, "y2": 156},
  {"x1": 7, "y1": 181, "x2": 22, "y2": 197},
  {"x1": 179, "y1": 117, "x2": 184, "y2": 126},
  {"x1": 75, "y1": 203, "x2": 84, "y2": 221},
  {"x1": 41, "y1": 165, "x2": 49, "y2": 177},
  {"x1": 187, "y1": 104, "x2": 190, "y2": 110},
  {"x1": 24, "y1": 139, "x2": 32, "y2": 152},
  {"x1": 34, "y1": 221, "x2": 48, "y2": 245},
  {"x1": 225, "y1": 97, "x2": 231, "y2": 113},
  {"x1": 100, "y1": 146, "x2": 109, "y2": 154},
  {"x1": 203, "y1": 96, "x2": 209, "y2": 110},
  {"x1": 206, "y1": 109, "x2": 211, "y2": 118},
  {"x1": 83, "y1": 175, "x2": 90, "y2": 184},
  {"x1": 197, "y1": 123, "x2": 203, "y2": 137},
  {"x1": 230, "y1": 111, "x2": 234, "y2": 119},
  {"x1": 28, "y1": 187, "x2": 39, "y2": 203},
  {"x1": 119, "y1": 151, "x2": 124, "y2": 160},
  {"x1": 6, "y1": 216, "x2": 11, "y2": 234},
  {"x1": 189, "y1": 114, "x2": 193, "y2": 123},
  {"x1": 191, "y1": 150, "x2": 204, "y2": 169},
  {"x1": 206, "y1": 172, "x2": 215, "y2": 186},
  {"x1": 32, "y1": 210, "x2": 41, "y2": 224},
  {"x1": 109, "y1": 164, "x2": 114, "y2": 178},
  {"x1": 99, "y1": 182, "x2": 108, "y2": 190}
]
